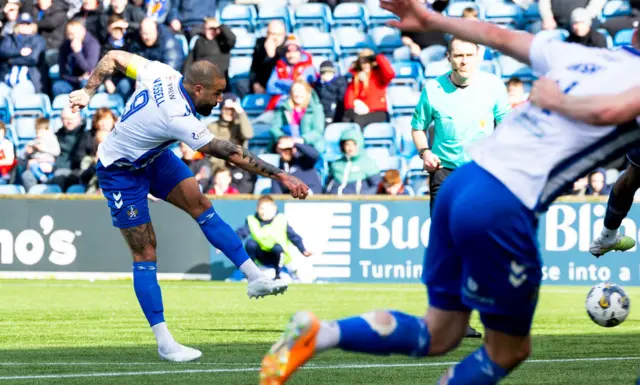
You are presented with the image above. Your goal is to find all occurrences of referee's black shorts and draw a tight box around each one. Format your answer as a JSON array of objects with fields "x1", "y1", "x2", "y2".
[{"x1": 429, "y1": 167, "x2": 454, "y2": 213}]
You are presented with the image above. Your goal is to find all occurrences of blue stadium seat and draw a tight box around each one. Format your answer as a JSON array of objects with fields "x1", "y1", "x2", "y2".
[
  {"x1": 333, "y1": 3, "x2": 369, "y2": 31},
  {"x1": 480, "y1": 60, "x2": 499, "y2": 76},
  {"x1": 424, "y1": 59, "x2": 451, "y2": 79},
  {"x1": 406, "y1": 155, "x2": 428, "y2": 194},
  {"x1": 66, "y1": 184, "x2": 87, "y2": 194},
  {"x1": 366, "y1": 146, "x2": 391, "y2": 165},
  {"x1": 370, "y1": 26, "x2": 403, "y2": 55},
  {"x1": 367, "y1": 0, "x2": 398, "y2": 27},
  {"x1": 175, "y1": 34, "x2": 189, "y2": 56},
  {"x1": 51, "y1": 94, "x2": 68, "y2": 117},
  {"x1": 220, "y1": 4, "x2": 257, "y2": 32},
  {"x1": 341, "y1": 55, "x2": 358, "y2": 75},
  {"x1": 299, "y1": 27, "x2": 339, "y2": 59},
  {"x1": 49, "y1": 64, "x2": 60, "y2": 81},
  {"x1": 388, "y1": 86, "x2": 421, "y2": 117},
  {"x1": 380, "y1": 156, "x2": 407, "y2": 178},
  {"x1": 391, "y1": 61, "x2": 424, "y2": 89},
  {"x1": 13, "y1": 93, "x2": 50, "y2": 117},
  {"x1": 248, "y1": 123, "x2": 272, "y2": 154},
  {"x1": 258, "y1": 153, "x2": 280, "y2": 168},
  {"x1": 228, "y1": 56, "x2": 253, "y2": 94},
  {"x1": 364, "y1": 122, "x2": 396, "y2": 154},
  {"x1": 14, "y1": 117, "x2": 37, "y2": 142},
  {"x1": 189, "y1": 35, "x2": 199, "y2": 50},
  {"x1": 614, "y1": 28, "x2": 634, "y2": 46},
  {"x1": 324, "y1": 122, "x2": 359, "y2": 156},
  {"x1": 231, "y1": 34, "x2": 257, "y2": 56},
  {"x1": 0, "y1": 96, "x2": 13, "y2": 124},
  {"x1": 598, "y1": 28, "x2": 613, "y2": 49},
  {"x1": 335, "y1": 26, "x2": 374, "y2": 56},
  {"x1": 446, "y1": 2, "x2": 483, "y2": 18},
  {"x1": 485, "y1": 2, "x2": 523, "y2": 27},
  {"x1": 28, "y1": 184, "x2": 63, "y2": 194},
  {"x1": 294, "y1": 3, "x2": 333, "y2": 31},
  {"x1": 0, "y1": 184, "x2": 25, "y2": 194},
  {"x1": 420, "y1": 45, "x2": 447, "y2": 68},
  {"x1": 242, "y1": 94, "x2": 271, "y2": 118},
  {"x1": 4, "y1": 123, "x2": 18, "y2": 146},
  {"x1": 253, "y1": 177, "x2": 272, "y2": 194},
  {"x1": 536, "y1": 29, "x2": 569, "y2": 41},
  {"x1": 497, "y1": 55, "x2": 533, "y2": 80},
  {"x1": 88, "y1": 93, "x2": 125, "y2": 115},
  {"x1": 256, "y1": 6, "x2": 292, "y2": 34},
  {"x1": 602, "y1": 0, "x2": 632, "y2": 19},
  {"x1": 523, "y1": 2, "x2": 540, "y2": 23}
]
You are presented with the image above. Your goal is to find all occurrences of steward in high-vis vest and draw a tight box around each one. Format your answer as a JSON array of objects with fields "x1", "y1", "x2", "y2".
[{"x1": 236, "y1": 195, "x2": 311, "y2": 279}]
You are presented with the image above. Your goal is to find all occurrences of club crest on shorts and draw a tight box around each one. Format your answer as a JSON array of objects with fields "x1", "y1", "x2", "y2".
[{"x1": 127, "y1": 205, "x2": 138, "y2": 220}]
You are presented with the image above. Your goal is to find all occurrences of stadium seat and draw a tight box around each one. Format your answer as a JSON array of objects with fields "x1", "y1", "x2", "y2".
[
  {"x1": 299, "y1": 27, "x2": 339, "y2": 59},
  {"x1": 523, "y1": 2, "x2": 540, "y2": 23},
  {"x1": 614, "y1": 28, "x2": 634, "y2": 46},
  {"x1": 406, "y1": 154, "x2": 428, "y2": 194},
  {"x1": 480, "y1": 60, "x2": 499, "y2": 76},
  {"x1": 341, "y1": 55, "x2": 358, "y2": 75},
  {"x1": 189, "y1": 35, "x2": 199, "y2": 50},
  {"x1": 333, "y1": 3, "x2": 369, "y2": 31},
  {"x1": 388, "y1": 86, "x2": 421, "y2": 117},
  {"x1": 393, "y1": 116, "x2": 417, "y2": 159},
  {"x1": 256, "y1": 6, "x2": 292, "y2": 34},
  {"x1": 376, "y1": 155, "x2": 407, "y2": 177},
  {"x1": 228, "y1": 56, "x2": 252, "y2": 94},
  {"x1": 598, "y1": 28, "x2": 614, "y2": 49},
  {"x1": 258, "y1": 153, "x2": 281, "y2": 168},
  {"x1": 175, "y1": 34, "x2": 189, "y2": 56},
  {"x1": 446, "y1": 2, "x2": 483, "y2": 18},
  {"x1": 420, "y1": 45, "x2": 447, "y2": 68},
  {"x1": 367, "y1": 0, "x2": 398, "y2": 27},
  {"x1": 365, "y1": 146, "x2": 391, "y2": 165},
  {"x1": 294, "y1": 3, "x2": 333, "y2": 31},
  {"x1": 485, "y1": 2, "x2": 523, "y2": 27},
  {"x1": 13, "y1": 93, "x2": 50, "y2": 117},
  {"x1": 51, "y1": 94, "x2": 68, "y2": 117},
  {"x1": 88, "y1": 93, "x2": 125, "y2": 115},
  {"x1": 536, "y1": 29, "x2": 570, "y2": 42},
  {"x1": 248, "y1": 123, "x2": 272, "y2": 154},
  {"x1": 324, "y1": 122, "x2": 359, "y2": 156},
  {"x1": 335, "y1": 26, "x2": 374, "y2": 56},
  {"x1": 602, "y1": 0, "x2": 632, "y2": 19},
  {"x1": 14, "y1": 117, "x2": 37, "y2": 142},
  {"x1": 497, "y1": 54, "x2": 534, "y2": 80},
  {"x1": 28, "y1": 184, "x2": 63, "y2": 194},
  {"x1": 391, "y1": 61, "x2": 424, "y2": 89},
  {"x1": 231, "y1": 34, "x2": 257, "y2": 56},
  {"x1": 220, "y1": 4, "x2": 257, "y2": 32},
  {"x1": 0, "y1": 96, "x2": 13, "y2": 124},
  {"x1": 424, "y1": 59, "x2": 451, "y2": 79},
  {"x1": 49, "y1": 64, "x2": 60, "y2": 81},
  {"x1": 66, "y1": 184, "x2": 87, "y2": 194},
  {"x1": 0, "y1": 184, "x2": 25, "y2": 194},
  {"x1": 363, "y1": 122, "x2": 396, "y2": 154},
  {"x1": 253, "y1": 177, "x2": 272, "y2": 194},
  {"x1": 369, "y1": 26, "x2": 403, "y2": 55},
  {"x1": 242, "y1": 94, "x2": 271, "y2": 118}
]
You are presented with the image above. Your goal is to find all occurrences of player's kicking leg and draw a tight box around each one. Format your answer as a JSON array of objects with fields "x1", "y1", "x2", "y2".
[{"x1": 590, "y1": 158, "x2": 640, "y2": 257}]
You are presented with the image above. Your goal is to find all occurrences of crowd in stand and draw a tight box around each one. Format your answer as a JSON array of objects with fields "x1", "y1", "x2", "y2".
[{"x1": 0, "y1": 0, "x2": 638, "y2": 197}]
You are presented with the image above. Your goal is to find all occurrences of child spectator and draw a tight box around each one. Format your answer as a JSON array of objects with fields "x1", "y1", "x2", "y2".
[
  {"x1": 0, "y1": 122, "x2": 17, "y2": 184},
  {"x1": 313, "y1": 60, "x2": 346, "y2": 124},
  {"x1": 506, "y1": 77, "x2": 528, "y2": 109},
  {"x1": 326, "y1": 127, "x2": 380, "y2": 195},
  {"x1": 587, "y1": 168, "x2": 611, "y2": 196},
  {"x1": 25, "y1": 117, "x2": 60, "y2": 184},
  {"x1": 236, "y1": 195, "x2": 311, "y2": 280},
  {"x1": 207, "y1": 93, "x2": 253, "y2": 170},
  {"x1": 377, "y1": 169, "x2": 411, "y2": 196},
  {"x1": 207, "y1": 167, "x2": 239, "y2": 196},
  {"x1": 272, "y1": 136, "x2": 322, "y2": 195}
]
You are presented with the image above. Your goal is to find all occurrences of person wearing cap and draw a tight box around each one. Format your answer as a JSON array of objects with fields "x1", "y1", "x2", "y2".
[
  {"x1": 30, "y1": 0, "x2": 69, "y2": 50},
  {"x1": 207, "y1": 93, "x2": 254, "y2": 170},
  {"x1": 272, "y1": 136, "x2": 323, "y2": 195},
  {"x1": 250, "y1": 20, "x2": 286, "y2": 95},
  {"x1": 266, "y1": 34, "x2": 317, "y2": 111},
  {"x1": 539, "y1": 0, "x2": 605, "y2": 30},
  {"x1": 313, "y1": 60, "x2": 347, "y2": 124},
  {"x1": 184, "y1": 17, "x2": 236, "y2": 90},
  {"x1": 567, "y1": 7, "x2": 607, "y2": 48},
  {"x1": 0, "y1": 12, "x2": 46, "y2": 92},
  {"x1": 167, "y1": 0, "x2": 217, "y2": 39},
  {"x1": 343, "y1": 48, "x2": 395, "y2": 128}
]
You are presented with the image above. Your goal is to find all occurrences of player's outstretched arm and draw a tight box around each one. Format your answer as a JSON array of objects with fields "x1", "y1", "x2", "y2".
[
  {"x1": 381, "y1": 0, "x2": 534, "y2": 65},
  {"x1": 530, "y1": 78, "x2": 640, "y2": 126},
  {"x1": 198, "y1": 139, "x2": 309, "y2": 199}
]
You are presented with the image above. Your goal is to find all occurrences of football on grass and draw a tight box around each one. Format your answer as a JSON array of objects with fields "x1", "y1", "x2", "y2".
[{"x1": 585, "y1": 282, "x2": 630, "y2": 327}]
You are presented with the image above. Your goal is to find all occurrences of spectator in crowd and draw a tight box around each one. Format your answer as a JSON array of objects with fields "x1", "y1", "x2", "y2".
[
  {"x1": 228, "y1": 163, "x2": 256, "y2": 194},
  {"x1": 539, "y1": 0, "x2": 605, "y2": 30},
  {"x1": 506, "y1": 77, "x2": 528, "y2": 109},
  {"x1": 23, "y1": 117, "x2": 60, "y2": 187},
  {"x1": 400, "y1": 0, "x2": 448, "y2": 59},
  {"x1": 130, "y1": 18, "x2": 184, "y2": 72},
  {"x1": 31, "y1": 0, "x2": 69, "y2": 50},
  {"x1": 266, "y1": 35, "x2": 317, "y2": 110},
  {"x1": 0, "y1": 122, "x2": 17, "y2": 184},
  {"x1": 571, "y1": 175, "x2": 589, "y2": 196},
  {"x1": 344, "y1": 48, "x2": 395, "y2": 128},
  {"x1": 77, "y1": 0, "x2": 104, "y2": 43},
  {"x1": 145, "y1": 0, "x2": 172, "y2": 24},
  {"x1": 377, "y1": 169, "x2": 411, "y2": 196},
  {"x1": 462, "y1": 6, "x2": 478, "y2": 19},
  {"x1": 1, "y1": 0, "x2": 20, "y2": 37},
  {"x1": 167, "y1": 0, "x2": 217, "y2": 39},
  {"x1": 184, "y1": 17, "x2": 236, "y2": 87},
  {"x1": 90, "y1": 107, "x2": 116, "y2": 133},
  {"x1": 313, "y1": 60, "x2": 347, "y2": 124},
  {"x1": 272, "y1": 136, "x2": 322, "y2": 195},
  {"x1": 249, "y1": 20, "x2": 286, "y2": 95},
  {"x1": 179, "y1": 142, "x2": 212, "y2": 192},
  {"x1": 50, "y1": 106, "x2": 85, "y2": 190},
  {"x1": 271, "y1": 79, "x2": 325, "y2": 153},
  {"x1": 586, "y1": 168, "x2": 611, "y2": 196},
  {"x1": 99, "y1": 0, "x2": 144, "y2": 43},
  {"x1": 236, "y1": 195, "x2": 311, "y2": 280},
  {"x1": 54, "y1": 20, "x2": 101, "y2": 96},
  {"x1": 326, "y1": 127, "x2": 380, "y2": 195},
  {"x1": 567, "y1": 7, "x2": 607, "y2": 48},
  {"x1": 207, "y1": 93, "x2": 253, "y2": 170},
  {"x1": 102, "y1": 15, "x2": 134, "y2": 98},
  {"x1": 603, "y1": 0, "x2": 640, "y2": 36},
  {"x1": 0, "y1": 13, "x2": 46, "y2": 92},
  {"x1": 78, "y1": 108, "x2": 115, "y2": 188},
  {"x1": 411, "y1": 37, "x2": 509, "y2": 340},
  {"x1": 207, "y1": 167, "x2": 239, "y2": 195}
]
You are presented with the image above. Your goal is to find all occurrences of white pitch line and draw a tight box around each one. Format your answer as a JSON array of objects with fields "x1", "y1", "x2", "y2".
[{"x1": 1, "y1": 356, "x2": 640, "y2": 381}]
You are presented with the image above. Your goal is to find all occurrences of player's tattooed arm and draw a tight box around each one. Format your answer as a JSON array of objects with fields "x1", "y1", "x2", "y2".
[
  {"x1": 83, "y1": 51, "x2": 138, "y2": 97},
  {"x1": 198, "y1": 139, "x2": 310, "y2": 199}
]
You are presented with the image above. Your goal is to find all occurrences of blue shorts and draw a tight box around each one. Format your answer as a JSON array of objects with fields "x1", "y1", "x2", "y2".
[
  {"x1": 423, "y1": 162, "x2": 542, "y2": 336},
  {"x1": 97, "y1": 149, "x2": 193, "y2": 229}
]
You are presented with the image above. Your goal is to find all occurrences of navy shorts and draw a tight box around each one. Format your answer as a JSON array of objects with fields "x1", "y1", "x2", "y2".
[
  {"x1": 423, "y1": 162, "x2": 542, "y2": 336},
  {"x1": 627, "y1": 148, "x2": 640, "y2": 167},
  {"x1": 97, "y1": 149, "x2": 193, "y2": 229}
]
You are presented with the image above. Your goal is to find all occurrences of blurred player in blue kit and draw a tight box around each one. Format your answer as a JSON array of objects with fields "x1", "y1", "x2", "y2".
[
  {"x1": 68, "y1": 52, "x2": 309, "y2": 362},
  {"x1": 258, "y1": 0, "x2": 640, "y2": 383}
]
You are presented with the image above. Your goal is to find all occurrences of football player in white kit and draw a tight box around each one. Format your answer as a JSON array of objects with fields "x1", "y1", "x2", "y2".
[
  {"x1": 68, "y1": 53, "x2": 309, "y2": 362},
  {"x1": 258, "y1": 1, "x2": 640, "y2": 383}
]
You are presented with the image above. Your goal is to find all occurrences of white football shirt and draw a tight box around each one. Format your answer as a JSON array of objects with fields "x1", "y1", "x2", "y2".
[
  {"x1": 98, "y1": 60, "x2": 213, "y2": 169},
  {"x1": 468, "y1": 34, "x2": 640, "y2": 212}
]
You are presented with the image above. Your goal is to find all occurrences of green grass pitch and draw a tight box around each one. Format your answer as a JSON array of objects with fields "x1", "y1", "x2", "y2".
[{"x1": 1, "y1": 280, "x2": 640, "y2": 384}]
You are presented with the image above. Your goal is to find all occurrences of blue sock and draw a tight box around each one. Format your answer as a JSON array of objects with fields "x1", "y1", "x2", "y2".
[
  {"x1": 337, "y1": 311, "x2": 430, "y2": 357},
  {"x1": 133, "y1": 261, "x2": 165, "y2": 327},
  {"x1": 196, "y1": 206, "x2": 249, "y2": 268},
  {"x1": 438, "y1": 346, "x2": 508, "y2": 385}
]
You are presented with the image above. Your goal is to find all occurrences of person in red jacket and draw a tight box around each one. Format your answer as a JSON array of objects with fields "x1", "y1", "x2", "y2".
[{"x1": 344, "y1": 48, "x2": 395, "y2": 128}]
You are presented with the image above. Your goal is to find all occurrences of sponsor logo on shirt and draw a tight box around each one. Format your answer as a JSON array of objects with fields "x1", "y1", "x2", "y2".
[{"x1": 192, "y1": 129, "x2": 208, "y2": 140}]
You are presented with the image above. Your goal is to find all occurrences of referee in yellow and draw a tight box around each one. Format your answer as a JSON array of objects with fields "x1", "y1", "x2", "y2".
[{"x1": 412, "y1": 36, "x2": 511, "y2": 338}]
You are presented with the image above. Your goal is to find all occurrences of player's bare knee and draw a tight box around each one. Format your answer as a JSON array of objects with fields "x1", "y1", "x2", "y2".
[
  {"x1": 133, "y1": 245, "x2": 157, "y2": 262},
  {"x1": 362, "y1": 311, "x2": 397, "y2": 336},
  {"x1": 188, "y1": 194, "x2": 212, "y2": 218}
]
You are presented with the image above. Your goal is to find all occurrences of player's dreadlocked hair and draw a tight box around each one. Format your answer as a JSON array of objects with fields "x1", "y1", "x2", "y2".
[{"x1": 183, "y1": 61, "x2": 223, "y2": 87}]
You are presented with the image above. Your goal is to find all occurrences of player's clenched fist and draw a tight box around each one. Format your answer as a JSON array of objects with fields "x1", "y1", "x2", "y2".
[
  {"x1": 279, "y1": 174, "x2": 309, "y2": 199},
  {"x1": 68, "y1": 88, "x2": 91, "y2": 113},
  {"x1": 421, "y1": 149, "x2": 442, "y2": 173}
]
